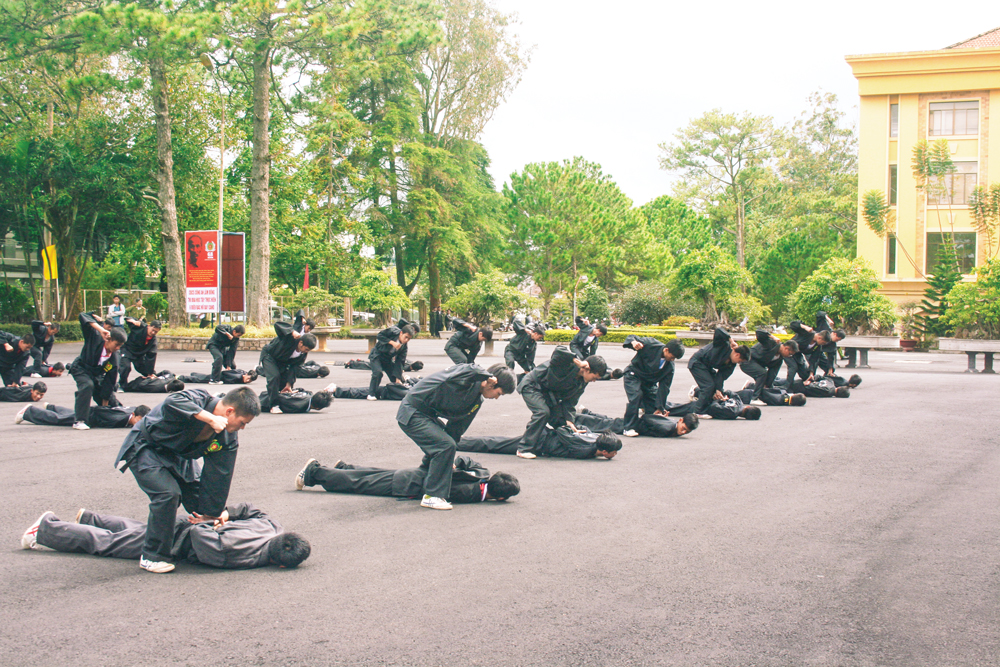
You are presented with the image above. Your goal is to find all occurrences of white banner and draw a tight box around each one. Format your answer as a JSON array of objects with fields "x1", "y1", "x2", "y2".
[{"x1": 186, "y1": 287, "x2": 219, "y2": 314}]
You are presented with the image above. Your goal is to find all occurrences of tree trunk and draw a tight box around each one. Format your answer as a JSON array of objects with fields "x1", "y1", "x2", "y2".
[
  {"x1": 247, "y1": 25, "x2": 272, "y2": 327},
  {"x1": 428, "y1": 249, "x2": 440, "y2": 309},
  {"x1": 736, "y1": 193, "x2": 746, "y2": 268},
  {"x1": 149, "y1": 57, "x2": 185, "y2": 328}
]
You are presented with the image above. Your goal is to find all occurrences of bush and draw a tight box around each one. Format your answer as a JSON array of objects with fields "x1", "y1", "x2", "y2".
[
  {"x1": 143, "y1": 293, "x2": 168, "y2": 321},
  {"x1": 445, "y1": 270, "x2": 524, "y2": 325},
  {"x1": 350, "y1": 271, "x2": 411, "y2": 314},
  {"x1": 662, "y1": 315, "x2": 697, "y2": 327},
  {"x1": 786, "y1": 257, "x2": 898, "y2": 334},
  {"x1": 0, "y1": 282, "x2": 34, "y2": 323},
  {"x1": 290, "y1": 287, "x2": 341, "y2": 322},
  {"x1": 545, "y1": 328, "x2": 685, "y2": 346},
  {"x1": 0, "y1": 320, "x2": 83, "y2": 340},
  {"x1": 613, "y1": 281, "x2": 674, "y2": 325},
  {"x1": 577, "y1": 283, "x2": 610, "y2": 322},
  {"x1": 943, "y1": 258, "x2": 1000, "y2": 339}
]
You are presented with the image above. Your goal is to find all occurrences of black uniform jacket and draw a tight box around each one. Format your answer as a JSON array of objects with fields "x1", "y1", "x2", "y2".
[
  {"x1": 505, "y1": 320, "x2": 537, "y2": 367},
  {"x1": 0, "y1": 330, "x2": 31, "y2": 376},
  {"x1": 172, "y1": 502, "x2": 281, "y2": 569},
  {"x1": 124, "y1": 371, "x2": 175, "y2": 393},
  {"x1": 72, "y1": 312, "x2": 120, "y2": 379},
  {"x1": 370, "y1": 326, "x2": 408, "y2": 382},
  {"x1": 0, "y1": 384, "x2": 35, "y2": 401},
  {"x1": 258, "y1": 389, "x2": 314, "y2": 414},
  {"x1": 260, "y1": 322, "x2": 306, "y2": 368},
  {"x1": 397, "y1": 364, "x2": 491, "y2": 440},
  {"x1": 748, "y1": 329, "x2": 782, "y2": 366},
  {"x1": 445, "y1": 318, "x2": 482, "y2": 356},
  {"x1": 570, "y1": 321, "x2": 599, "y2": 360},
  {"x1": 688, "y1": 328, "x2": 737, "y2": 391},
  {"x1": 122, "y1": 319, "x2": 158, "y2": 359},
  {"x1": 392, "y1": 456, "x2": 490, "y2": 503},
  {"x1": 519, "y1": 346, "x2": 586, "y2": 425},
  {"x1": 623, "y1": 335, "x2": 675, "y2": 409},
  {"x1": 115, "y1": 389, "x2": 238, "y2": 518},
  {"x1": 206, "y1": 324, "x2": 240, "y2": 356}
]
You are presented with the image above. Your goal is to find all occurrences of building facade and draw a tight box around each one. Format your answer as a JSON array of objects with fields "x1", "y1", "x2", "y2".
[{"x1": 846, "y1": 29, "x2": 1000, "y2": 304}]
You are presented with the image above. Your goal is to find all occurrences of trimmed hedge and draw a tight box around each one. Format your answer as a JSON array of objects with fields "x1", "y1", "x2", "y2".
[
  {"x1": 0, "y1": 321, "x2": 84, "y2": 341},
  {"x1": 544, "y1": 328, "x2": 701, "y2": 347}
]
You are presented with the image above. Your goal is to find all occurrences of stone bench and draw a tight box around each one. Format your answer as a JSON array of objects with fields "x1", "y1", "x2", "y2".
[
  {"x1": 309, "y1": 326, "x2": 341, "y2": 352},
  {"x1": 839, "y1": 336, "x2": 901, "y2": 369},
  {"x1": 438, "y1": 328, "x2": 512, "y2": 355},
  {"x1": 350, "y1": 328, "x2": 382, "y2": 353},
  {"x1": 938, "y1": 338, "x2": 1000, "y2": 373}
]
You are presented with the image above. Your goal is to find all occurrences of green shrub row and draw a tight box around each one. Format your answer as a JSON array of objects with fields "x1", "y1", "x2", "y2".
[
  {"x1": 544, "y1": 328, "x2": 702, "y2": 347},
  {"x1": 0, "y1": 321, "x2": 84, "y2": 341}
]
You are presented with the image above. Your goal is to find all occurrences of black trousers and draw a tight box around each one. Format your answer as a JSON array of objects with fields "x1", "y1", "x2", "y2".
[
  {"x1": 688, "y1": 361, "x2": 717, "y2": 414},
  {"x1": 23, "y1": 404, "x2": 75, "y2": 426},
  {"x1": 455, "y1": 435, "x2": 521, "y2": 455},
  {"x1": 398, "y1": 413, "x2": 455, "y2": 499},
  {"x1": 574, "y1": 411, "x2": 624, "y2": 434},
  {"x1": 368, "y1": 356, "x2": 387, "y2": 395},
  {"x1": 445, "y1": 342, "x2": 469, "y2": 365},
  {"x1": 519, "y1": 382, "x2": 551, "y2": 455},
  {"x1": 0, "y1": 364, "x2": 19, "y2": 386},
  {"x1": 306, "y1": 464, "x2": 394, "y2": 496},
  {"x1": 118, "y1": 354, "x2": 154, "y2": 389},
  {"x1": 130, "y1": 448, "x2": 199, "y2": 562},
  {"x1": 259, "y1": 353, "x2": 289, "y2": 401},
  {"x1": 622, "y1": 372, "x2": 656, "y2": 431},
  {"x1": 208, "y1": 345, "x2": 226, "y2": 381},
  {"x1": 70, "y1": 366, "x2": 100, "y2": 422},
  {"x1": 36, "y1": 510, "x2": 145, "y2": 559}
]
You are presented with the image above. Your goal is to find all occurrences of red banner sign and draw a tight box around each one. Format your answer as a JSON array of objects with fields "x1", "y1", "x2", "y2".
[{"x1": 185, "y1": 230, "x2": 219, "y2": 313}]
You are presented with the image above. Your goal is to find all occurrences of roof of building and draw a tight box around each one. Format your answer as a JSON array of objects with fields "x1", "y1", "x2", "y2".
[{"x1": 947, "y1": 27, "x2": 1000, "y2": 49}]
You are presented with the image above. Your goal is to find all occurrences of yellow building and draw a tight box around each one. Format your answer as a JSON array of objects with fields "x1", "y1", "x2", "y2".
[{"x1": 846, "y1": 28, "x2": 1000, "y2": 304}]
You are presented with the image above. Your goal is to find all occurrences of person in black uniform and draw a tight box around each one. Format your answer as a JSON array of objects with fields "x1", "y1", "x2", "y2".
[
  {"x1": 69, "y1": 312, "x2": 126, "y2": 430},
  {"x1": 323, "y1": 378, "x2": 416, "y2": 401},
  {"x1": 667, "y1": 389, "x2": 762, "y2": 420},
  {"x1": 295, "y1": 456, "x2": 520, "y2": 504},
  {"x1": 343, "y1": 358, "x2": 423, "y2": 372},
  {"x1": 257, "y1": 322, "x2": 317, "y2": 413},
  {"x1": 573, "y1": 407, "x2": 699, "y2": 438},
  {"x1": 0, "y1": 381, "x2": 47, "y2": 402},
  {"x1": 504, "y1": 319, "x2": 545, "y2": 381},
  {"x1": 117, "y1": 317, "x2": 161, "y2": 390},
  {"x1": 16, "y1": 403, "x2": 150, "y2": 428},
  {"x1": 444, "y1": 318, "x2": 493, "y2": 365},
  {"x1": 396, "y1": 363, "x2": 516, "y2": 510},
  {"x1": 123, "y1": 371, "x2": 184, "y2": 393},
  {"x1": 775, "y1": 375, "x2": 851, "y2": 398},
  {"x1": 686, "y1": 328, "x2": 749, "y2": 418},
  {"x1": 20, "y1": 503, "x2": 310, "y2": 570},
  {"x1": 812, "y1": 311, "x2": 846, "y2": 376},
  {"x1": 737, "y1": 380, "x2": 808, "y2": 407},
  {"x1": 293, "y1": 360, "x2": 330, "y2": 379},
  {"x1": 293, "y1": 309, "x2": 316, "y2": 334},
  {"x1": 0, "y1": 330, "x2": 35, "y2": 386},
  {"x1": 620, "y1": 335, "x2": 685, "y2": 437},
  {"x1": 516, "y1": 345, "x2": 607, "y2": 459},
  {"x1": 22, "y1": 361, "x2": 65, "y2": 378},
  {"x1": 205, "y1": 324, "x2": 245, "y2": 385},
  {"x1": 788, "y1": 319, "x2": 830, "y2": 376},
  {"x1": 569, "y1": 317, "x2": 607, "y2": 360},
  {"x1": 28, "y1": 320, "x2": 59, "y2": 376},
  {"x1": 739, "y1": 331, "x2": 798, "y2": 406},
  {"x1": 258, "y1": 389, "x2": 333, "y2": 414},
  {"x1": 458, "y1": 427, "x2": 623, "y2": 460},
  {"x1": 113, "y1": 386, "x2": 260, "y2": 573},
  {"x1": 178, "y1": 369, "x2": 258, "y2": 385},
  {"x1": 366, "y1": 323, "x2": 415, "y2": 401}
]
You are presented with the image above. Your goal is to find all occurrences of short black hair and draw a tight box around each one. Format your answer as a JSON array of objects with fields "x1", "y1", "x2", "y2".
[
  {"x1": 530, "y1": 323, "x2": 547, "y2": 336},
  {"x1": 595, "y1": 324, "x2": 608, "y2": 335},
  {"x1": 304, "y1": 318, "x2": 317, "y2": 330},
  {"x1": 815, "y1": 331, "x2": 831, "y2": 345},
  {"x1": 51, "y1": 362, "x2": 65, "y2": 371},
  {"x1": 267, "y1": 531, "x2": 311, "y2": 567},
  {"x1": 743, "y1": 406, "x2": 762, "y2": 420},
  {"x1": 300, "y1": 333, "x2": 318, "y2": 350},
  {"x1": 246, "y1": 369, "x2": 258, "y2": 382},
  {"x1": 409, "y1": 361, "x2": 424, "y2": 371},
  {"x1": 848, "y1": 374, "x2": 862, "y2": 387},
  {"x1": 400, "y1": 324, "x2": 416, "y2": 337},
  {"x1": 487, "y1": 363, "x2": 517, "y2": 394},
  {"x1": 596, "y1": 431, "x2": 622, "y2": 452},
  {"x1": 234, "y1": 325, "x2": 246, "y2": 335},
  {"x1": 20, "y1": 333, "x2": 35, "y2": 346},
  {"x1": 782, "y1": 340, "x2": 799, "y2": 354},
  {"x1": 109, "y1": 327, "x2": 127, "y2": 344},
  {"x1": 610, "y1": 368, "x2": 624, "y2": 379},
  {"x1": 103, "y1": 318, "x2": 115, "y2": 328},
  {"x1": 479, "y1": 325, "x2": 493, "y2": 341},
  {"x1": 682, "y1": 414, "x2": 699, "y2": 431},
  {"x1": 317, "y1": 365, "x2": 330, "y2": 377},
  {"x1": 486, "y1": 472, "x2": 520, "y2": 500},
  {"x1": 835, "y1": 386, "x2": 851, "y2": 398},
  {"x1": 49, "y1": 322, "x2": 60, "y2": 332},
  {"x1": 733, "y1": 345, "x2": 750, "y2": 362},
  {"x1": 310, "y1": 390, "x2": 333, "y2": 410},
  {"x1": 585, "y1": 355, "x2": 607, "y2": 378},
  {"x1": 150, "y1": 320, "x2": 162, "y2": 329},
  {"x1": 833, "y1": 328, "x2": 846, "y2": 340},
  {"x1": 165, "y1": 379, "x2": 185, "y2": 392},
  {"x1": 666, "y1": 339, "x2": 685, "y2": 359},
  {"x1": 133, "y1": 405, "x2": 151, "y2": 418},
  {"x1": 31, "y1": 381, "x2": 46, "y2": 393},
  {"x1": 790, "y1": 393, "x2": 807, "y2": 406},
  {"x1": 222, "y1": 386, "x2": 261, "y2": 417}
]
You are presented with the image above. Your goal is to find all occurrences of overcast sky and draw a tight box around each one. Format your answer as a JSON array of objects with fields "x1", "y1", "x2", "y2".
[{"x1": 478, "y1": 0, "x2": 995, "y2": 206}]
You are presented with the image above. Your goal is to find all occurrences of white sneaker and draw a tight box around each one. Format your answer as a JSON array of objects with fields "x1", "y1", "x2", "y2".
[
  {"x1": 208, "y1": 380, "x2": 224, "y2": 385},
  {"x1": 74, "y1": 508, "x2": 86, "y2": 523},
  {"x1": 21, "y1": 511, "x2": 53, "y2": 549},
  {"x1": 688, "y1": 384, "x2": 698, "y2": 400},
  {"x1": 366, "y1": 395, "x2": 377, "y2": 401},
  {"x1": 323, "y1": 382, "x2": 337, "y2": 393},
  {"x1": 420, "y1": 495, "x2": 452, "y2": 510},
  {"x1": 72, "y1": 421, "x2": 90, "y2": 430},
  {"x1": 14, "y1": 405, "x2": 29, "y2": 424},
  {"x1": 742, "y1": 379, "x2": 755, "y2": 391},
  {"x1": 295, "y1": 458, "x2": 317, "y2": 491},
  {"x1": 139, "y1": 556, "x2": 175, "y2": 573},
  {"x1": 30, "y1": 373, "x2": 42, "y2": 378},
  {"x1": 270, "y1": 406, "x2": 283, "y2": 414},
  {"x1": 516, "y1": 450, "x2": 536, "y2": 459},
  {"x1": 696, "y1": 414, "x2": 713, "y2": 420},
  {"x1": 116, "y1": 388, "x2": 125, "y2": 393},
  {"x1": 750, "y1": 399, "x2": 767, "y2": 407},
  {"x1": 623, "y1": 429, "x2": 639, "y2": 437}
]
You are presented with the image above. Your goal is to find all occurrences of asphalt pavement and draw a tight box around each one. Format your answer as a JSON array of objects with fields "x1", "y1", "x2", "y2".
[{"x1": 1, "y1": 338, "x2": 997, "y2": 666}]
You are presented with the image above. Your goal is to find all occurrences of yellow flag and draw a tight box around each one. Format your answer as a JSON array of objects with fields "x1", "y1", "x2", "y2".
[{"x1": 42, "y1": 245, "x2": 58, "y2": 280}]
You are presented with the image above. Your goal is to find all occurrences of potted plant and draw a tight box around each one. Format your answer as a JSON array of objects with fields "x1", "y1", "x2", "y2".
[{"x1": 899, "y1": 301, "x2": 921, "y2": 351}]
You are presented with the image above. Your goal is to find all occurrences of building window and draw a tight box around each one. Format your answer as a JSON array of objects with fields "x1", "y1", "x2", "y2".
[
  {"x1": 928, "y1": 101, "x2": 979, "y2": 136},
  {"x1": 926, "y1": 232, "x2": 977, "y2": 274},
  {"x1": 889, "y1": 165, "x2": 898, "y2": 205},
  {"x1": 927, "y1": 161, "x2": 977, "y2": 205},
  {"x1": 887, "y1": 234, "x2": 897, "y2": 275},
  {"x1": 890, "y1": 104, "x2": 899, "y2": 138}
]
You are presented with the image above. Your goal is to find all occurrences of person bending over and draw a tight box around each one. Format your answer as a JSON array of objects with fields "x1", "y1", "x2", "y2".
[
  {"x1": 570, "y1": 317, "x2": 607, "y2": 360},
  {"x1": 17, "y1": 403, "x2": 150, "y2": 428},
  {"x1": 205, "y1": 324, "x2": 245, "y2": 385},
  {"x1": 69, "y1": 313, "x2": 126, "y2": 430},
  {"x1": 258, "y1": 389, "x2": 333, "y2": 414},
  {"x1": 505, "y1": 319, "x2": 546, "y2": 380},
  {"x1": 0, "y1": 330, "x2": 35, "y2": 386},
  {"x1": 113, "y1": 386, "x2": 260, "y2": 573},
  {"x1": 573, "y1": 407, "x2": 699, "y2": 438},
  {"x1": 458, "y1": 426, "x2": 623, "y2": 460},
  {"x1": 396, "y1": 363, "x2": 516, "y2": 510},
  {"x1": 117, "y1": 317, "x2": 161, "y2": 390},
  {"x1": 686, "y1": 327, "x2": 749, "y2": 418},
  {"x1": 366, "y1": 323, "x2": 415, "y2": 401},
  {"x1": 739, "y1": 331, "x2": 798, "y2": 406},
  {"x1": 295, "y1": 456, "x2": 519, "y2": 504},
  {"x1": 257, "y1": 322, "x2": 317, "y2": 413},
  {"x1": 20, "y1": 502, "x2": 309, "y2": 570},
  {"x1": 444, "y1": 317, "x2": 493, "y2": 365},
  {"x1": 620, "y1": 336, "x2": 684, "y2": 437},
  {"x1": 28, "y1": 320, "x2": 59, "y2": 376},
  {"x1": 0, "y1": 380, "x2": 47, "y2": 402}
]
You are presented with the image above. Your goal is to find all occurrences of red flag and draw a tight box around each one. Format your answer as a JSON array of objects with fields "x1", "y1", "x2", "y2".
[{"x1": 303, "y1": 264, "x2": 310, "y2": 291}]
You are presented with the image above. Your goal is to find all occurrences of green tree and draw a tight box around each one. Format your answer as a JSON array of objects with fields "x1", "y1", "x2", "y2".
[
  {"x1": 786, "y1": 257, "x2": 898, "y2": 334},
  {"x1": 350, "y1": 270, "x2": 411, "y2": 319},
  {"x1": 444, "y1": 269, "x2": 522, "y2": 324},
  {"x1": 672, "y1": 246, "x2": 758, "y2": 323},
  {"x1": 969, "y1": 182, "x2": 1000, "y2": 262},
  {"x1": 612, "y1": 281, "x2": 673, "y2": 325},
  {"x1": 942, "y1": 258, "x2": 1000, "y2": 339},
  {"x1": 639, "y1": 195, "x2": 714, "y2": 261},
  {"x1": 577, "y1": 282, "x2": 609, "y2": 322}
]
